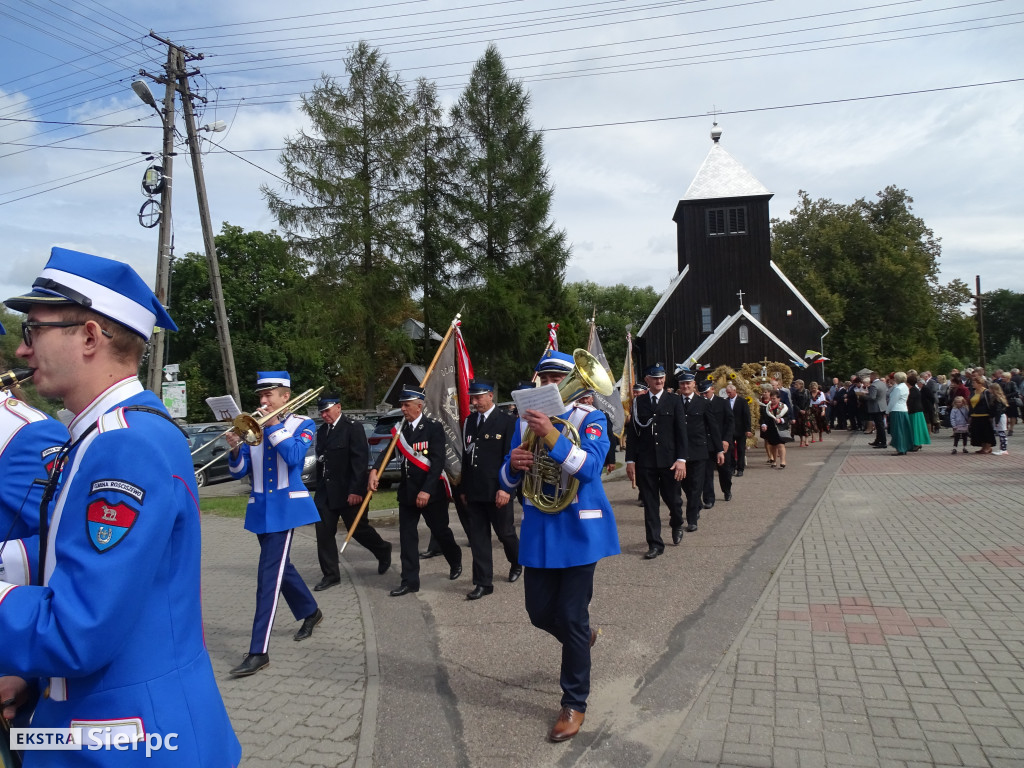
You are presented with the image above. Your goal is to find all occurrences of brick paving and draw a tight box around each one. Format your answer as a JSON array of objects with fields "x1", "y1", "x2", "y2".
[
  {"x1": 196, "y1": 433, "x2": 1024, "y2": 767},
  {"x1": 661, "y1": 444, "x2": 1024, "y2": 768}
]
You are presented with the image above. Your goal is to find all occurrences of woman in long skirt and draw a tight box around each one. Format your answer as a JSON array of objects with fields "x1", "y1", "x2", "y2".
[
  {"x1": 888, "y1": 372, "x2": 913, "y2": 455},
  {"x1": 907, "y1": 373, "x2": 931, "y2": 451},
  {"x1": 760, "y1": 391, "x2": 792, "y2": 468},
  {"x1": 969, "y1": 375, "x2": 995, "y2": 453}
]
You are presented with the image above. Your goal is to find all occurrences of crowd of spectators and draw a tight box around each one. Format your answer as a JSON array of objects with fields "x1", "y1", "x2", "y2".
[{"x1": 818, "y1": 366, "x2": 1020, "y2": 456}]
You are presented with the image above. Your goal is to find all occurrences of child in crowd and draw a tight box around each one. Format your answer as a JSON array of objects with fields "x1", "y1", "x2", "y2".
[
  {"x1": 989, "y1": 381, "x2": 1010, "y2": 455},
  {"x1": 949, "y1": 395, "x2": 970, "y2": 454}
]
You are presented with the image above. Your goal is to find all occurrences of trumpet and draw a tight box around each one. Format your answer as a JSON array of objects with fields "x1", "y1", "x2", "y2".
[
  {"x1": 191, "y1": 386, "x2": 324, "y2": 480},
  {"x1": 521, "y1": 349, "x2": 614, "y2": 514}
]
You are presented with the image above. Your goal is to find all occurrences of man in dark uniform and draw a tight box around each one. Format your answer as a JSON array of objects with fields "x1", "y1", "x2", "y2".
[
  {"x1": 313, "y1": 394, "x2": 391, "y2": 590},
  {"x1": 461, "y1": 380, "x2": 520, "y2": 600},
  {"x1": 678, "y1": 371, "x2": 721, "y2": 532},
  {"x1": 369, "y1": 385, "x2": 461, "y2": 596},
  {"x1": 725, "y1": 382, "x2": 751, "y2": 477},
  {"x1": 625, "y1": 363, "x2": 687, "y2": 558},
  {"x1": 699, "y1": 379, "x2": 733, "y2": 507}
]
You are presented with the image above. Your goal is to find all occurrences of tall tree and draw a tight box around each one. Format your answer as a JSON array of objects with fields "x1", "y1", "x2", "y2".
[
  {"x1": 264, "y1": 42, "x2": 414, "y2": 407},
  {"x1": 447, "y1": 44, "x2": 572, "y2": 387},
  {"x1": 773, "y1": 187, "x2": 945, "y2": 375},
  {"x1": 565, "y1": 282, "x2": 660, "y2": 368},
  {"x1": 168, "y1": 225, "x2": 319, "y2": 416},
  {"x1": 977, "y1": 289, "x2": 1024, "y2": 364},
  {"x1": 933, "y1": 278, "x2": 978, "y2": 363},
  {"x1": 407, "y1": 77, "x2": 462, "y2": 364}
]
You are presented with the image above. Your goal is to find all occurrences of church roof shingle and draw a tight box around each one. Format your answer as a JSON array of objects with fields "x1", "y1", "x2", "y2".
[{"x1": 682, "y1": 139, "x2": 770, "y2": 201}]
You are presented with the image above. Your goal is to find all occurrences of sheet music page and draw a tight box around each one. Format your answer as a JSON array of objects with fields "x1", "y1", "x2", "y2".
[
  {"x1": 511, "y1": 383, "x2": 565, "y2": 418},
  {"x1": 205, "y1": 395, "x2": 241, "y2": 422}
]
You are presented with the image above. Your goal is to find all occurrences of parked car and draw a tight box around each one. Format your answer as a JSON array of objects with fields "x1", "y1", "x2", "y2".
[
  {"x1": 300, "y1": 416, "x2": 386, "y2": 492},
  {"x1": 185, "y1": 427, "x2": 235, "y2": 488},
  {"x1": 368, "y1": 410, "x2": 402, "y2": 488}
]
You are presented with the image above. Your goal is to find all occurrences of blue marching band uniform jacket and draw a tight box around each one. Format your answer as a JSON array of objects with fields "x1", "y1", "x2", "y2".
[
  {"x1": 500, "y1": 403, "x2": 620, "y2": 568},
  {"x1": 0, "y1": 391, "x2": 68, "y2": 586},
  {"x1": 228, "y1": 413, "x2": 320, "y2": 534},
  {"x1": 0, "y1": 377, "x2": 241, "y2": 766}
]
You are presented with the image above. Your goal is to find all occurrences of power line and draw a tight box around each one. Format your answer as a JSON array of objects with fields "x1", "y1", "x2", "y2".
[{"x1": 0, "y1": 156, "x2": 146, "y2": 205}]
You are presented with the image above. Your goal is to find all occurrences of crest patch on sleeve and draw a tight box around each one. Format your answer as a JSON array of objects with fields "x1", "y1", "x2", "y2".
[
  {"x1": 585, "y1": 424, "x2": 603, "y2": 440},
  {"x1": 86, "y1": 498, "x2": 140, "y2": 553}
]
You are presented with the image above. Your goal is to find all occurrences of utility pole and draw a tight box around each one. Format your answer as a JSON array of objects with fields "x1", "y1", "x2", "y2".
[
  {"x1": 177, "y1": 61, "x2": 241, "y2": 408},
  {"x1": 139, "y1": 34, "x2": 241, "y2": 409},
  {"x1": 975, "y1": 275, "x2": 986, "y2": 368},
  {"x1": 143, "y1": 45, "x2": 179, "y2": 395}
]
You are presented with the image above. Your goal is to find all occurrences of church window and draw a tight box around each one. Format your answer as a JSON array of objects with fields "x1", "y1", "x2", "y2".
[
  {"x1": 701, "y1": 306, "x2": 713, "y2": 333},
  {"x1": 706, "y1": 206, "x2": 747, "y2": 236},
  {"x1": 750, "y1": 303, "x2": 761, "y2": 321},
  {"x1": 739, "y1": 324, "x2": 749, "y2": 344}
]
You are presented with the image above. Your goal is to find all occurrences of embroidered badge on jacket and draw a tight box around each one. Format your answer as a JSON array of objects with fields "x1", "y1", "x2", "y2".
[{"x1": 86, "y1": 498, "x2": 140, "y2": 553}]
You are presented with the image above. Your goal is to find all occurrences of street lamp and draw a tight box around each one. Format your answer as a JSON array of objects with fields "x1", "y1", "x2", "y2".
[{"x1": 133, "y1": 76, "x2": 176, "y2": 396}]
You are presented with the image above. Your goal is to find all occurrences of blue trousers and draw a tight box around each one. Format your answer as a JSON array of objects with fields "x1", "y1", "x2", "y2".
[
  {"x1": 524, "y1": 562, "x2": 597, "y2": 712},
  {"x1": 250, "y1": 529, "x2": 318, "y2": 654}
]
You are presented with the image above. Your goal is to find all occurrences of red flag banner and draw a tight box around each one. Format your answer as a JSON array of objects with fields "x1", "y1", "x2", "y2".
[{"x1": 422, "y1": 319, "x2": 474, "y2": 485}]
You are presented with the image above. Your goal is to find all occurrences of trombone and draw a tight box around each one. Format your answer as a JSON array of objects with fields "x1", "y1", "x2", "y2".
[{"x1": 191, "y1": 386, "x2": 324, "y2": 479}]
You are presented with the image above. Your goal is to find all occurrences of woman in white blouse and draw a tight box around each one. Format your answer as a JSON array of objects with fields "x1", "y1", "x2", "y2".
[{"x1": 888, "y1": 372, "x2": 912, "y2": 455}]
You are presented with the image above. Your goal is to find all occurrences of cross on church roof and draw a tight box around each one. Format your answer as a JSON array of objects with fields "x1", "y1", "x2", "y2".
[{"x1": 737, "y1": 289, "x2": 745, "y2": 308}]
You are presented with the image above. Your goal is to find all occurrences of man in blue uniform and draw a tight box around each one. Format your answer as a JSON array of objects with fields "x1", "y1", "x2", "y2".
[
  {"x1": 0, "y1": 332, "x2": 68, "y2": 588},
  {"x1": 0, "y1": 247, "x2": 241, "y2": 765},
  {"x1": 500, "y1": 350, "x2": 620, "y2": 743},
  {"x1": 227, "y1": 371, "x2": 323, "y2": 678}
]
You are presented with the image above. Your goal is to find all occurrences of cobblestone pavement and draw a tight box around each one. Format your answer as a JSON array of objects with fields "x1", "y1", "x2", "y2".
[
  {"x1": 198, "y1": 432, "x2": 1024, "y2": 767},
  {"x1": 661, "y1": 443, "x2": 1024, "y2": 768},
  {"x1": 199, "y1": 516, "x2": 374, "y2": 768}
]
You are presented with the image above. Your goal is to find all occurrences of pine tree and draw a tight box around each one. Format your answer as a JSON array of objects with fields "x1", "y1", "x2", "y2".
[
  {"x1": 448, "y1": 44, "x2": 571, "y2": 387},
  {"x1": 263, "y1": 42, "x2": 415, "y2": 407}
]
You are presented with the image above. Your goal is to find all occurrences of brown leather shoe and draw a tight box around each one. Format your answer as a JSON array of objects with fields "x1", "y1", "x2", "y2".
[
  {"x1": 548, "y1": 706, "x2": 585, "y2": 742},
  {"x1": 589, "y1": 628, "x2": 598, "y2": 648}
]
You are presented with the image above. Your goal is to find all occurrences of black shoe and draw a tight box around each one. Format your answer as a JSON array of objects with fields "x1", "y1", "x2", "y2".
[
  {"x1": 508, "y1": 565, "x2": 523, "y2": 583},
  {"x1": 731, "y1": 469, "x2": 738, "y2": 476},
  {"x1": 735, "y1": 470, "x2": 743, "y2": 477},
  {"x1": 378, "y1": 545, "x2": 392, "y2": 575},
  {"x1": 644, "y1": 547, "x2": 662, "y2": 559},
  {"x1": 419, "y1": 548, "x2": 441, "y2": 559},
  {"x1": 389, "y1": 583, "x2": 418, "y2": 596},
  {"x1": 686, "y1": 523, "x2": 698, "y2": 532},
  {"x1": 467, "y1": 585, "x2": 494, "y2": 600},
  {"x1": 703, "y1": 500, "x2": 715, "y2": 509},
  {"x1": 671, "y1": 527, "x2": 684, "y2": 545},
  {"x1": 293, "y1": 608, "x2": 323, "y2": 641},
  {"x1": 724, "y1": 491, "x2": 732, "y2": 501},
  {"x1": 313, "y1": 576, "x2": 341, "y2": 592},
  {"x1": 871, "y1": 443, "x2": 887, "y2": 449},
  {"x1": 449, "y1": 564, "x2": 463, "y2": 580},
  {"x1": 229, "y1": 653, "x2": 269, "y2": 678}
]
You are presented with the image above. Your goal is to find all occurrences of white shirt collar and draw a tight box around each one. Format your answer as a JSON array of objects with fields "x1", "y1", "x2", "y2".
[
  {"x1": 70, "y1": 375, "x2": 144, "y2": 440},
  {"x1": 408, "y1": 414, "x2": 422, "y2": 430}
]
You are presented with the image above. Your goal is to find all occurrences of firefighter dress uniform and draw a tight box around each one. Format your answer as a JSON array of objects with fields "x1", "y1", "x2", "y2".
[{"x1": 0, "y1": 247, "x2": 241, "y2": 766}]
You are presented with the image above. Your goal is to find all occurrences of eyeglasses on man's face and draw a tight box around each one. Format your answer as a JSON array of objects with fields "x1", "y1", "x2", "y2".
[{"x1": 21, "y1": 321, "x2": 112, "y2": 347}]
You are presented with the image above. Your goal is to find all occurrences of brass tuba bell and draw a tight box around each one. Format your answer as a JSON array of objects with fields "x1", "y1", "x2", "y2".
[{"x1": 521, "y1": 349, "x2": 615, "y2": 514}]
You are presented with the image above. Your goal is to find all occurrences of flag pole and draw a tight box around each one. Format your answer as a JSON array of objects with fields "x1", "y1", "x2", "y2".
[{"x1": 340, "y1": 312, "x2": 462, "y2": 554}]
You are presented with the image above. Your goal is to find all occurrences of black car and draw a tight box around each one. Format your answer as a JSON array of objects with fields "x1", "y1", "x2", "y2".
[
  {"x1": 184, "y1": 425, "x2": 235, "y2": 487},
  {"x1": 368, "y1": 410, "x2": 402, "y2": 488}
]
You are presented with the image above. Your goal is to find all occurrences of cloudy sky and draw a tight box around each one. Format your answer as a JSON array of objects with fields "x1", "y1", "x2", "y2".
[{"x1": 1, "y1": 0, "x2": 1021, "y2": 318}]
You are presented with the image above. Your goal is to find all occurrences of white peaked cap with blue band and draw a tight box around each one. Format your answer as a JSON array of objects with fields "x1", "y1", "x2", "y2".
[
  {"x1": 4, "y1": 247, "x2": 177, "y2": 340},
  {"x1": 255, "y1": 371, "x2": 291, "y2": 392}
]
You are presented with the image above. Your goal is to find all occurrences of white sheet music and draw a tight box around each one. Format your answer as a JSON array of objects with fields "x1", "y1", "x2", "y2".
[
  {"x1": 205, "y1": 395, "x2": 241, "y2": 422},
  {"x1": 511, "y1": 383, "x2": 565, "y2": 418}
]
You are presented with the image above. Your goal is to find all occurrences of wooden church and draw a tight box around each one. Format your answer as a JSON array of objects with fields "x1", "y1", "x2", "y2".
[{"x1": 636, "y1": 123, "x2": 829, "y2": 382}]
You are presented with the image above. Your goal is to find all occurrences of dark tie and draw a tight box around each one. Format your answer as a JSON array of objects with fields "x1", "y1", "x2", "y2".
[
  {"x1": 477, "y1": 413, "x2": 484, "y2": 429},
  {"x1": 683, "y1": 396, "x2": 690, "y2": 413},
  {"x1": 651, "y1": 395, "x2": 658, "y2": 409},
  {"x1": 403, "y1": 423, "x2": 413, "y2": 442}
]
